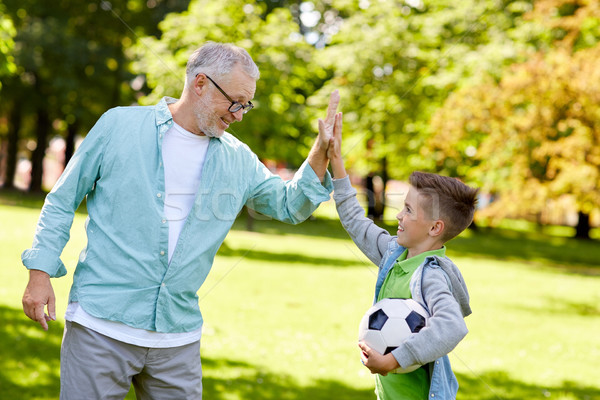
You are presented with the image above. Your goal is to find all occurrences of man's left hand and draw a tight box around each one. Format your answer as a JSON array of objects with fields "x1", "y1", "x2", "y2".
[{"x1": 316, "y1": 90, "x2": 340, "y2": 152}]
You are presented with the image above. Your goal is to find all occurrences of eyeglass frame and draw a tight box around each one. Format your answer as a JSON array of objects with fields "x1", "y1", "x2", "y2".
[{"x1": 195, "y1": 73, "x2": 254, "y2": 114}]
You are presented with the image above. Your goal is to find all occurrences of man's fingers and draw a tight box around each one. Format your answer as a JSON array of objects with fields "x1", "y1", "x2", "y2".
[
  {"x1": 22, "y1": 270, "x2": 55, "y2": 330},
  {"x1": 318, "y1": 118, "x2": 325, "y2": 135},
  {"x1": 325, "y1": 90, "x2": 340, "y2": 123},
  {"x1": 34, "y1": 304, "x2": 49, "y2": 331},
  {"x1": 48, "y1": 294, "x2": 56, "y2": 321},
  {"x1": 318, "y1": 118, "x2": 331, "y2": 145}
]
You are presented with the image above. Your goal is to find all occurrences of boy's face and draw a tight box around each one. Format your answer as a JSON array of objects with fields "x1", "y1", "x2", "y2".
[{"x1": 395, "y1": 186, "x2": 437, "y2": 249}]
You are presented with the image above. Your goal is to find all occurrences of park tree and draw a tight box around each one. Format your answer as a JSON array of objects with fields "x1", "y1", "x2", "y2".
[
  {"x1": 427, "y1": 0, "x2": 600, "y2": 238},
  {"x1": 0, "y1": 0, "x2": 188, "y2": 192},
  {"x1": 527, "y1": 0, "x2": 600, "y2": 50},
  {"x1": 308, "y1": 0, "x2": 544, "y2": 218},
  {"x1": 0, "y1": 6, "x2": 17, "y2": 188},
  {"x1": 0, "y1": 3, "x2": 15, "y2": 78}
]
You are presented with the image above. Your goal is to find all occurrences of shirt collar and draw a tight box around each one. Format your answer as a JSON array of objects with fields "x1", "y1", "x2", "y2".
[
  {"x1": 155, "y1": 96, "x2": 177, "y2": 126},
  {"x1": 396, "y1": 246, "x2": 446, "y2": 273},
  {"x1": 155, "y1": 96, "x2": 223, "y2": 142}
]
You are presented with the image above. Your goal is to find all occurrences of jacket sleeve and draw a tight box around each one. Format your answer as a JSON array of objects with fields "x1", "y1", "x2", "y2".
[
  {"x1": 245, "y1": 156, "x2": 333, "y2": 225},
  {"x1": 391, "y1": 267, "x2": 468, "y2": 368},
  {"x1": 21, "y1": 112, "x2": 110, "y2": 277},
  {"x1": 332, "y1": 175, "x2": 392, "y2": 266}
]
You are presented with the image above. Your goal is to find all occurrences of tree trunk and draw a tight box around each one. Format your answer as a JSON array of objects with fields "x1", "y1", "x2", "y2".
[
  {"x1": 380, "y1": 155, "x2": 388, "y2": 220},
  {"x1": 575, "y1": 211, "x2": 591, "y2": 240},
  {"x1": 366, "y1": 174, "x2": 376, "y2": 219},
  {"x1": 64, "y1": 122, "x2": 78, "y2": 166},
  {"x1": 366, "y1": 173, "x2": 386, "y2": 221},
  {"x1": 4, "y1": 101, "x2": 21, "y2": 189},
  {"x1": 29, "y1": 107, "x2": 50, "y2": 193}
]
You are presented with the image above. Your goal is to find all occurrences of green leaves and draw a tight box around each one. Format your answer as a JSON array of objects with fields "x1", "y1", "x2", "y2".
[
  {"x1": 430, "y1": 46, "x2": 600, "y2": 223},
  {"x1": 0, "y1": 8, "x2": 16, "y2": 80}
]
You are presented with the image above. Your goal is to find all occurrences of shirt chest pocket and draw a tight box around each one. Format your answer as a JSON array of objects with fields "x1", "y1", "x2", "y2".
[{"x1": 190, "y1": 183, "x2": 247, "y2": 222}]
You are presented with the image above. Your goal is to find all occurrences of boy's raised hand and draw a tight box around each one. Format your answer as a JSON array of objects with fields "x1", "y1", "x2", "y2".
[
  {"x1": 321, "y1": 111, "x2": 345, "y2": 179},
  {"x1": 358, "y1": 341, "x2": 400, "y2": 376}
]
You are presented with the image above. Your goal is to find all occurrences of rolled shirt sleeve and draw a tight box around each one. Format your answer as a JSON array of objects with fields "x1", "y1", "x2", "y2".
[{"x1": 245, "y1": 157, "x2": 333, "y2": 225}]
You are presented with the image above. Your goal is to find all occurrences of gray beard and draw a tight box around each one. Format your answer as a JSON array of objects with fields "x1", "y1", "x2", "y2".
[{"x1": 194, "y1": 96, "x2": 225, "y2": 138}]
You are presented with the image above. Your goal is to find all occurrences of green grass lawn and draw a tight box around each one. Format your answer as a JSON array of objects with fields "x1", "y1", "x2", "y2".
[{"x1": 1, "y1": 195, "x2": 599, "y2": 400}]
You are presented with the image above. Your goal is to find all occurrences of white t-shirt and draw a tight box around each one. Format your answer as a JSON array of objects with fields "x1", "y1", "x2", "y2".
[
  {"x1": 162, "y1": 122, "x2": 210, "y2": 262},
  {"x1": 66, "y1": 122, "x2": 210, "y2": 347}
]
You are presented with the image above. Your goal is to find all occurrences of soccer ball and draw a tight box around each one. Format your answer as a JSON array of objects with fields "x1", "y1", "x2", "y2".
[{"x1": 358, "y1": 298, "x2": 430, "y2": 374}]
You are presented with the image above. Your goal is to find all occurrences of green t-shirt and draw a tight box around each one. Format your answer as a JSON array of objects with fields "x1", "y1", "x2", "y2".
[{"x1": 374, "y1": 247, "x2": 446, "y2": 400}]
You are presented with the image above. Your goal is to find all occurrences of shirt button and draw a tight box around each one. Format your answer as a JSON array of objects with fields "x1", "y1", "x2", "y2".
[
  {"x1": 162, "y1": 219, "x2": 166, "y2": 224},
  {"x1": 157, "y1": 193, "x2": 162, "y2": 198},
  {"x1": 160, "y1": 251, "x2": 165, "y2": 256},
  {"x1": 161, "y1": 283, "x2": 166, "y2": 287}
]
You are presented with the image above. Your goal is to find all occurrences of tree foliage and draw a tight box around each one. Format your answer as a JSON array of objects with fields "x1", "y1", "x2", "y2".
[
  {"x1": 1, "y1": 0, "x2": 599, "y2": 236},
  {"x1": 429, "y1": 47, "x2": 600, "y2": 219},
  {"x1": 0, "y1": 0, "x2": 188, "y2": 190},
  {"x1": 428, "y1": 1, "x2": 600, "y2": 234},
  {"x1": 310, "y1": 0, "x2": 545, "y2": 181},
  {"x1": 527, "y1": 0, "x2": 600, "y2": 50},
  {"x1": 0, "y1": 3, "x2": 16, "y2": 82}
]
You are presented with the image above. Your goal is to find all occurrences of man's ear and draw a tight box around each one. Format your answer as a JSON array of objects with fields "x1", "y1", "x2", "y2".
[
  {"x1": 193, "y1": 74, "x2": 208, "y2": 96},
  {"x1": 429, "y1": 220, "x2": 444, "y2": 238}
]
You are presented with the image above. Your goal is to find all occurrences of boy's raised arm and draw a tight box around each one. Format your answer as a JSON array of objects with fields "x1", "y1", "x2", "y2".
[{"x1": 328, "y1": 113, "x2": 392, "y2": 265}]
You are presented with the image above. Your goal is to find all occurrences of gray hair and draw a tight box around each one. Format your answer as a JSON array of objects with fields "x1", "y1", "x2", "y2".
[{"x1": 185, "y1": 42, "x2": 260, "y2": 90}]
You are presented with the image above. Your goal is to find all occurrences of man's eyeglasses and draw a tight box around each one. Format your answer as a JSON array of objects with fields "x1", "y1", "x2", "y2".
[{"x1": 197, "y1": 73, "x2": 254, "y2": 114}]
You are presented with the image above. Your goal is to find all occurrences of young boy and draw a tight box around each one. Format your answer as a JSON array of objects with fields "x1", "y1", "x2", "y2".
[{"x1": 324, "y1": 113, "x2": 478, "y2": 399}]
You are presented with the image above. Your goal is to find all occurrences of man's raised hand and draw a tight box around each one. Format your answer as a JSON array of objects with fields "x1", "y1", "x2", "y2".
[{"x1": 317, "y1": 90, "x2": 340, "y2": 151}]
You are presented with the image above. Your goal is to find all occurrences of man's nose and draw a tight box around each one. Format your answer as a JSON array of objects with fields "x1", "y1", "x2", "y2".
[{"x1": 232, "y1": 108, "x2": 244, "y2": 122}]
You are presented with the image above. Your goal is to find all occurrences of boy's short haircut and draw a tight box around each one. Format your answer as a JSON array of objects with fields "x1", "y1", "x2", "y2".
[{"x1": 409, "y1": 172, "x2": 479, "y2": 242}]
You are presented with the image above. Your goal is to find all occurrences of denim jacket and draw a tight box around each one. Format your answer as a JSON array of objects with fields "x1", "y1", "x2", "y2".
[{"x1": 333, "y1": 176, "x2": 471, "y2": 400}]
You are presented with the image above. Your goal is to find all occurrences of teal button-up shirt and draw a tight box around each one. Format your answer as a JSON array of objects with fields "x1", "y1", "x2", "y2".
[{"x1": 22, "y1": 97, "x2": 333, "y2": 333}]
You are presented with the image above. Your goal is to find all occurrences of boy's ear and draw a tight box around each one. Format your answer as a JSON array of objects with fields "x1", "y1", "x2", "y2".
[{"x1": 429, "y1": 220, "x2": 444, "y2": 237}]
